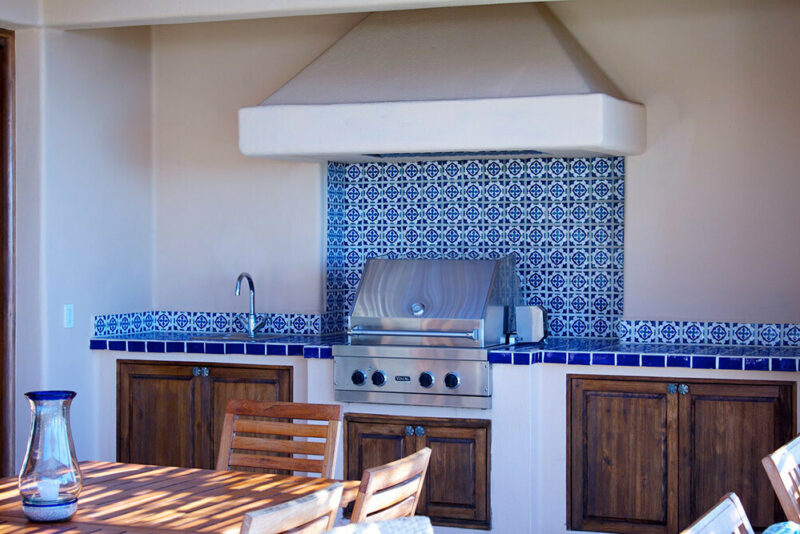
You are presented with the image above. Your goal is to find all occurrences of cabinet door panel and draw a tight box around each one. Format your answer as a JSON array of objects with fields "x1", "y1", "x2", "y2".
[
  {"x1": 569, "y1": 377, "x2": 677, "y2": 534},
  {"x1": 117, "y1": 362, "x2": 199, "y2": 468},
  {"x1": 344, "y1": 420, "x2": 415, "y2": 482},
  {"x1": 417, "y1": 424, "x2": 489, "y2": 528},
  {"x1": 678, "y1": 382, "x2": 794, "y2": 531},
  {"x1": 203, "y1": 365, "x2": 292, "y2": 469}
]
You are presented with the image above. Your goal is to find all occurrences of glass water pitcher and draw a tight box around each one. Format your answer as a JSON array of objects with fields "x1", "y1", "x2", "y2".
[{"x1": 18, "y1": 391, "x2": 82, "y2": 522}]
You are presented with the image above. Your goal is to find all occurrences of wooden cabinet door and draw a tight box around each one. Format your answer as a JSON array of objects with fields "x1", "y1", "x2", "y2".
[
  {"x1": 344, "y1": 413, "x2": 490, "y2": 530},
  {"x1": 344, "y1": 415, "x2": 416, "y2": 483},
  {"x1": 678, "y1": 381, "x2": 794, "y2": 531},
  {"x1": 117, "y1": 361, "x2": 201, "y2": 468},
  {"x1": 569, "y1": 377, "x2": 678, "y2": 534},
  {"x1": 414, "y1": 420, "x2": 490, "y2": 529},
  {"x1": 201, "y1": 364, "x2": 292, "y2": 469}
]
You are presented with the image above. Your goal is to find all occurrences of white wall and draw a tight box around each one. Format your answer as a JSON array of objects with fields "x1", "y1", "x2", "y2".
[
  {"x1": 0, "y1": 0, "x2": 41, "y2": 28},
  {"x1": 13, "y1": 27, "x2": 153, "y2": 465},
  {"x1": 152, "y1": 15, "x2": 362, "y2": 314},
  {"x1": 550, "y1": 0, "x2": 800, "y2": 323},
  {"x1": 14, "y1": 28, "x2": 45, "y2": 467}
]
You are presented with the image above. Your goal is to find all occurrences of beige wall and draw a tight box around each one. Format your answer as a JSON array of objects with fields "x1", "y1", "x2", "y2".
[
  {"x1": 152, "y1": 15, "x2": 362, "y2": 314},
  {"x1": 14, "y1": 27, "x2": 152, "y2": 465},
  {"x1": 551, "y1": 0, "x2": 800, "y2": 323}
]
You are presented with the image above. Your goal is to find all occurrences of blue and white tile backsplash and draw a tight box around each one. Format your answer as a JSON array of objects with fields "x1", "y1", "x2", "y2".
[
  {"x1": 617, "y1": 319, "x2": 800, "y2": 347},
  {"x1": 93, "y1": 310, "x2": 332, "y2": 337},
  {"x1": 326, "y1": 157, "x2": 625, "y2": 337}
]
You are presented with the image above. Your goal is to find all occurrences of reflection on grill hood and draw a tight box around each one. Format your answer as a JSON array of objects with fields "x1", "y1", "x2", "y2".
[{"x1": 347, "y1": 257, "x2": 518, "y2": 348}]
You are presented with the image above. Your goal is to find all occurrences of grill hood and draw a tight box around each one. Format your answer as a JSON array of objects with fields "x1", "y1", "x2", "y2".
[{"x1": 238, "y1": 3, "x2": 646, "y2": 162}]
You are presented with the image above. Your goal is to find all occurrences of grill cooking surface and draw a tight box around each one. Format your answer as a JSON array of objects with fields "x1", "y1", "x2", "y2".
[{"x1": 334, "y1": 257, "x2": 518, "y2": 408}]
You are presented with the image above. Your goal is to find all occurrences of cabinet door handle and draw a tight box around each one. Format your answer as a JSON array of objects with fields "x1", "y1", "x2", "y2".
[
  {"x1": 404, "y1": 425, "x2": 414, "y2": 437},
  {"x1": 202, "y1": 367, "x2": 210, "y2": 377},
  {"x1": 678, "y1": 383, "x2": 689, "y2": 395},
  {"x1": 414, "y1": 426, "x2": 425, "y2": 437},
  {"x1": 192, "y1": 366, "x2": 202, "y2": 377},
  {"x1": 666, "y1": 383, "x2": 677, "y2": 394}
]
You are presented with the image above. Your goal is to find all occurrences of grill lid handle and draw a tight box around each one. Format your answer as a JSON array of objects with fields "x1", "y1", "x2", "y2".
[{"x1": 347, "y1": 327, "x2": 479, "y2": 341}]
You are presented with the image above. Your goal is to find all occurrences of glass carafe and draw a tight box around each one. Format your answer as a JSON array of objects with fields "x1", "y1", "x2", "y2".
[{"x1": 18, "y1": 391, "x2": 82, "y2": 522}]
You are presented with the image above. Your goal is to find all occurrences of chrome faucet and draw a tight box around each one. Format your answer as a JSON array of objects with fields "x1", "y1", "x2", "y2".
[{"x1": 235, "y1": 272, "x2": 265, "y2": 337}]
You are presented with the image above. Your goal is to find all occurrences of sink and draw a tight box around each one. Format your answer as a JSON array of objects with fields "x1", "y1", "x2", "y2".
[{"x1": 188, "y1": 332, "x2": 280, "y2": 342}]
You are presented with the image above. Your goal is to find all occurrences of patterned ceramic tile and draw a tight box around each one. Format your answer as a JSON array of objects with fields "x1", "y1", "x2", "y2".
[
  {"x1": 617, "y1": 320, "x2": 800, "y2": 347},
  {"x1": 326, "y1": 157, "x2": 625, "y2": 337}
]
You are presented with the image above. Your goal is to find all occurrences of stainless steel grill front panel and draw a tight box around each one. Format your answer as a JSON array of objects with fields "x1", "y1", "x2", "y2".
[{"x1": 334, "y1": 356, "x2": 490, "y2": 407}]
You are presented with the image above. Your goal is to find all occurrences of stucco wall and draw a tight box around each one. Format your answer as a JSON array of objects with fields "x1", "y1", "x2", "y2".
[
  {"x1": 151, "y1": 15, "x2": 362, "y2": 314},
  {"x1": 551, "y1": 0, "x2": 800, "y2": 323}
]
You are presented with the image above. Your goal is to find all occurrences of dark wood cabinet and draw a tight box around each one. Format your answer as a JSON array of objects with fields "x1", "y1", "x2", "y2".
[
  {"x1": 568, "y1": 376, "x2": 795, "y2": 534},
  {"x1": 345, "y1": 413, "x2": 490, "y2": 530},
  {"x1": 117, "y1": 360, "x2": 292, "y2": 469}
]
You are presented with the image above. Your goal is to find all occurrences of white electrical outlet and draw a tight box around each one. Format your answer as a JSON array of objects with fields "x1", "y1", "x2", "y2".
[{"x1": 64, "y1": 304, "x2": 74, "y2": 328}]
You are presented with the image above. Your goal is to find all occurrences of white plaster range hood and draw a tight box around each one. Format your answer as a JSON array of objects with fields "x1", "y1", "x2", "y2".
[{"x1": 238, "y1": 3, "x2": 646, "y2": 162}]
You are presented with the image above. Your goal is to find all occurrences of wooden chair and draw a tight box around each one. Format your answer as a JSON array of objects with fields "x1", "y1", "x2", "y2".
[
  {"x1": 350, "y1": 448, "x2": 432, "y2": 524},
  {"x1": 239, "y1": 482, "x2": 343, "y2": 534},
  {"x1": 216, "y1": 399, "x2": 342, "y2": 478},
  {"x1": 326, "y1": 516, "x2": 433, "y2": 534},
  {"x1": 680, "y1": 493, "x2": 754, "y2": 534},
  {"x1": 763, "y1": 434, "x2": 800, "y2": 523}
]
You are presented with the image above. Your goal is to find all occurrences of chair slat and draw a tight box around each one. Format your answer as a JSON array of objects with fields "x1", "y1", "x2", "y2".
[
  {"x1": 240, "y1": 482, "x2": 343, "y2": 534},
  {"x1": 227, "y1": 399, "x2": 341, "y2": 421},
  {"x1": 365, "y1": 496, "x2": 417, "y2": 523},
  {"x1": 232, "y1": 436, "x2": 326, "y2": 456},
  {"x1": 217, "y1": 400, "x2": 343, "y2": 478},
  {"x1": 234, "y1": 419, "x2": 329, "y2": 439},
  {"x1": 680, "y1": 493, "x2": 754, "y2": 534},
  {"x1": 229, "y1": 453, "x2": 324, "y2": 474},
  {"x1": 763, "y1": 434, "x2": 800, "y2": 523},
  {"x1": 363, "y1": 477, "x2": 421, "y2": 515},
  {"x1": 350, "y1": 448, "x2": 432, "y2": 524}
]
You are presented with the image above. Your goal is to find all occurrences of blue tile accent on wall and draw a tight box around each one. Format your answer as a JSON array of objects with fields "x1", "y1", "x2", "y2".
[
  {"x1": 108, "y1": 340, "x2": 126, "y2": 351},
  {"x1": 319, "y1": 347, "x2": 333, "y2": 359},
  {"x1": 772, "y1": 358, "x2": 797, "y2": 372},
  {"x1": 245, "y1": 343, "x2": 267, "y2": 356},
  {"x1": 267, "y1": 344, "x2": 287, "y2": 356},
  {"x1": 326, "y1": 157, "x2": 625, "y2": 337},
  {"x1": 513, "y1": 353, "x2": 531, "y2": 365},
  {"x1": 616, "y1": 353, "x2": 639, "y2": 366},
  {"x1": 225, "y1": 343, "x2": 245, "y2": 355},
  {"x1": 667, "y1": 355, "x2": 690, "y2": 368},
  {"x1": 744, "y1": 358, "x2": 769, "y2": 371},
  {"x1": 718, "y1": 357, "x2": 743, "y2": 370},
  {"x1": 543, "y1": 351, "x2": 567, "y2": 364},
  {"x1": 205, "y1": 343, "x2": 225, "y2": 355},
  {"x1": 641, "y1": 355, "x2": 665, "y2": 367},
  {"x1": 89, "y1": 339, "x2": 107, "y2": 350},
  {"x1": 692, "y1": 356, "x2": 716, "y2": 369},
  {"x1": 186, "y1": 342, "x2": 204, "y2": 354},
  {"x1": 619, "y1": 319, "x2": 800, "y2": 347},
  {"x1": 146, "y1": 341, "x2": 165, "y2": 353},
  {"x1": 166, "y1": 341, "x2": 185, "y2": 353},
  {"x1": 128, "y1": 341, "x2": 146, "y2": 352},
  {"x1": 489, "y1": 352, "x2": 512, "y2": 364},
  {"x1": 591, "y1": 353, "x2": 614, "y2": 365},
  {"x1": 568, "y1": 352, "x2": 590, "y2": 365}
]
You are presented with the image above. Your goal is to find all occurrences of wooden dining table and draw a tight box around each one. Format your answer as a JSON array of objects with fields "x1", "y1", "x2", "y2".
[{"x1": 0, "y1": 461, "x2": 360, "y2": 533}]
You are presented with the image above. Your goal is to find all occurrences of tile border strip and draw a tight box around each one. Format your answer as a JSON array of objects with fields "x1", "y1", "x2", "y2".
[{"x1": 617, "y1": 320, "x2": 800, "y2": 347}]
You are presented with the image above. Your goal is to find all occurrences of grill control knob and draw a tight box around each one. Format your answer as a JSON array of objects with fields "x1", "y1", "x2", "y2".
[
  {"x1": 444, "y1": 372, "x2": 461, "y2": 389},
  {"x1": 419, "y1": 371, "x2": 435, "y2": 388},
  {"x1": 372, "y1": 370, "x2": 387, "y2": 387},
  {"x1": 351, "y1": 370, "x2": 367, "y2": 386}
]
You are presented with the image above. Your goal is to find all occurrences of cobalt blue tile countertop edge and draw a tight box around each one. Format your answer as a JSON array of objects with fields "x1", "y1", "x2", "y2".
[
  {"x1": 90, "y1": 332, "x2": 346, "y2": 360},
  {"x1": 484, "y1": 337, "x2": 800, "y2": 372},
  {"x1": 90, "y1": 334, "x2": 800, "y2": 372}
]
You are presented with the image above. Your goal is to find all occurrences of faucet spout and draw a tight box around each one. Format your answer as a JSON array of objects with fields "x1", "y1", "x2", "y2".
[{"x1": 235, "y1": 272, "x2": 261, "y2": 337}]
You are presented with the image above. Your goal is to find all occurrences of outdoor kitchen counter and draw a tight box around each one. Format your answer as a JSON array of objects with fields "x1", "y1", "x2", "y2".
[{"x1": 89, "y1": 333, "x2": 800, "y2": 372}]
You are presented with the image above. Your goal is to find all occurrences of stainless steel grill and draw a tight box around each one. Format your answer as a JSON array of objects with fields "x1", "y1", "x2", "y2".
[{"x1": 333, "y1": 257, "x2": 518, "y2": 408}]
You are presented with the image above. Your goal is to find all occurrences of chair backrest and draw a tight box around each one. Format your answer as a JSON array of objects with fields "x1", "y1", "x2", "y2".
[
  {"x1": 350, "y1": 447, "x2": 432, "y2": 524},
  {"x1": 680, "y1": 493, "x2": 755, "y2": 534},
  {"x1": 326, "y1": 516, "x2": 433, "y2": 534},
  {"x1": 216, "y1": 399, "x2": 342, "y2": 478},
  {"x1": 762, "y1": 433, "x2": 800, "y2": 523},
  {"x1": 239, "y1": 482, "x2": 343, "y2": 534}
]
